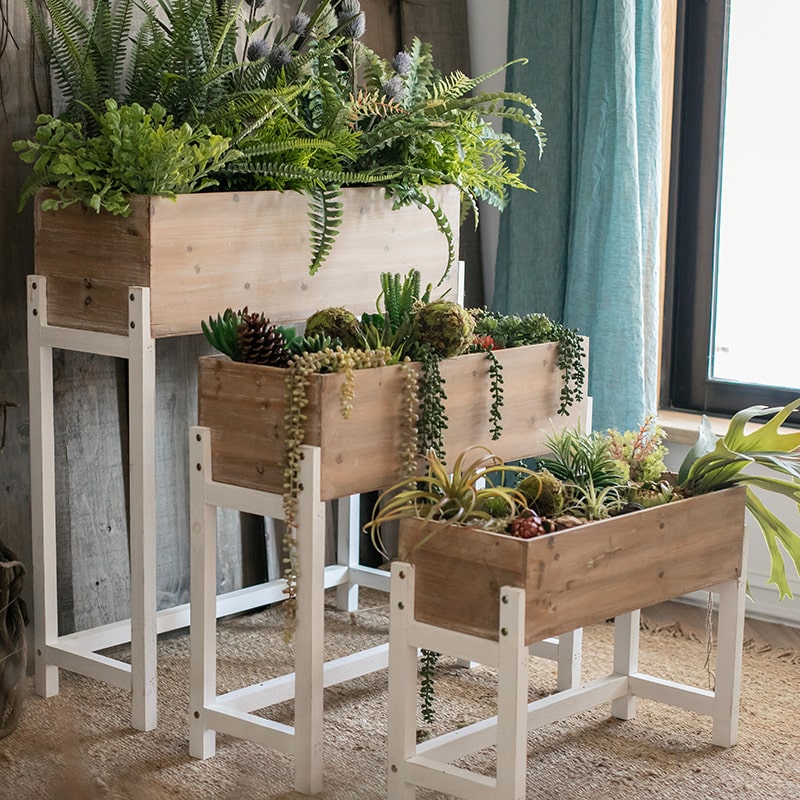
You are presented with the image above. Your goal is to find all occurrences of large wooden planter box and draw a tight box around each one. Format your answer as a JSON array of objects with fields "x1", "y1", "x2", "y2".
[
  {"x1": 33, "y1": 186, "x2": 460, "y2": 337},
  {"x1": 197, "y1": 341, "x2": 589, "y2": 500},
  {"x1": 397, "y1": 486, "x2": 747, "y2": 643}
]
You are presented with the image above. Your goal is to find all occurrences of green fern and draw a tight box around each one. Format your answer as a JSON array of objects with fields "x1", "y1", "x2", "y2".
[{"x1": 307, "y1": 186, "x2": 344, "y2": 276}]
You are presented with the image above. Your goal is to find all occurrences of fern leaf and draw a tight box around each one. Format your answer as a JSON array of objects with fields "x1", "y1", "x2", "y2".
[{"x1": 307, "y1": 186, "x2": 343, "y2": 276}]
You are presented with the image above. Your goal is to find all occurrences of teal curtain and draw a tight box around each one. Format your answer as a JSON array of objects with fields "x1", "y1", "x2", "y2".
[{"x1": 494, "y1": 0, "x2": 661, "y2": 432}]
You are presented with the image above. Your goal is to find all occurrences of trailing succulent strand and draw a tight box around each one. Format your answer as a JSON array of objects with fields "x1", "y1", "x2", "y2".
[
  {"x1": 485, "y1": 348, "x2": 504, "y2": 440},
  {"x1": 415, "y1": 345, "x2": 448, "y2": 462},
  {"x1": 419, "y1": 648, "x2": 439, "y2": 725},
  {"x1": 280, "y1": 346, "x2": 392, "y2": 637}
]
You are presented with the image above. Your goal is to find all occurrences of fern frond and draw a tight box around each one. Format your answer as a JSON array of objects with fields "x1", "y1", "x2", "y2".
[
  {"x1": 307, "y1": 186, "x2": 343, "y2": 276},
  {"x1": 403, "y1": 38, "x2": 435, "y2": 108},
  {"x1": 348, "y1": 89, "x2": 404, "y2": 126},
  {"x1": 229, "y1": 160, "x2": 400, "y2": 187}
]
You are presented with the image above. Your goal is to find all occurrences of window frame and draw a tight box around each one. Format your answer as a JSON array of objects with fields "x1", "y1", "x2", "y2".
[{"x1": 664, "y1": 0, "x2": 800, "y2": 422}]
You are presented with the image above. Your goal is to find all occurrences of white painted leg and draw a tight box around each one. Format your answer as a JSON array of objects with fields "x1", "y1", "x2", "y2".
[
  {"x1": 611, "y1": 610, "x2": 640, "y2": 720},
  {"x1": 293, "y1": 445, "x2": 325, "y2": 795},
  {"x1": 189, "y1": 427, "x2": 218, "y2": 759},
  {"x1": 387, "y1": 562, "x2": 417, "y2": 800},
  {"x1": 711, "y1": 572, "x2": 746, "y2": 746},
  {"x1": 27, "y1": 276, "x2": 59, "y2": 697},
  {"x1": 127, "y1": 287, "x2": 158, "y2": 731},
  {"x1": 336, "y1": 494, "x2": 360, "y2": 612},
  {"x1": 496, "y1": 587, "x2": 527, "y2": 800},
  {"x1": 555, "y1": 629, "x2": 583, "y2": 691}
]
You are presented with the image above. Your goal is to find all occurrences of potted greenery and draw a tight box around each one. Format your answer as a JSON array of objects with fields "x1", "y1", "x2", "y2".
[
  {"x1": 197, "y1": 270, "x2": 588, "y2": 628},
  {"x1": 368, "y1": 402, "x2": 800, "y2": 644},
  {"x1": 15, "y1": 0, "x2": 545, "y2": 336}
]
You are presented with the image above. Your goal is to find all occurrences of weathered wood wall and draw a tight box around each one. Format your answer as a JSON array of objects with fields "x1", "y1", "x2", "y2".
[{"x1": 0, "y1": 0, "x2": 476, "y2": 639}]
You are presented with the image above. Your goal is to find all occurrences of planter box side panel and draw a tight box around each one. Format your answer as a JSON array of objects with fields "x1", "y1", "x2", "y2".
[
  {"x1": 522, "y1": 487, "x2": 747, "y2": 642},
  {"x1": 147, "y1": 186, "x2": 460, "y2": 336},
  {"x1": 198, "y1": 356, "x2": 414, "y2": 499},
  {"x1": 398, "y1": 520, "x2": 529, "y2": 640},
  {"x1": 398, "y1": 487, "x2": 746, "y2": 643},
  {"x1": 34, "y1": 186, "x2": 460, "y2": 338},
  {"x1": 34, "y1": 193, "x2": 153, "y2": 334},
  {"x1": 439, "y1": 342, "x2": 589, "y2": 465}
]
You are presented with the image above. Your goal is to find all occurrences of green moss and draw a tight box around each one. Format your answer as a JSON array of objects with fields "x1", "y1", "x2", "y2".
[
  {"x1": 412, "y1": 301, "x2": 475, "y2": 358},
  {"x1": 305, "y1": 307, "x2": 361, "y2": 349}
]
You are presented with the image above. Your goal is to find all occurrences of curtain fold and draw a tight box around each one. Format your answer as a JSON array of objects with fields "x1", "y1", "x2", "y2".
[{"x1": 494, "y1": 0, "x2": 661, "y2": 432}]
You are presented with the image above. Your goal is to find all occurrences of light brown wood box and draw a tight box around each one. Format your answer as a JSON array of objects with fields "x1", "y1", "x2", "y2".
[
  {"x1": 397, "y1": 485, "x2": 747, "y2": 644},
  {"x1": 197, "y1": 341, "x2": 589, "y2": 500},
  {"x1": 33, "y1": 186, "x2": 460, "y2": 337}
]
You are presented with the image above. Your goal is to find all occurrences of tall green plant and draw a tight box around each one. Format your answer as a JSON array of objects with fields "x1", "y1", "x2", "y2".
[{"x1": 678, "y1": 399, "x2": 800, "y2": 598}]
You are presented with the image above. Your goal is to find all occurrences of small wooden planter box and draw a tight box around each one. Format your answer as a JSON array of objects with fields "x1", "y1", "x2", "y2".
[
  {"x1": 33, "y1": 186, "x2": 459, "y2": 337},
  {"x1": 397, "y1": 485, "x2": 747, "y2": 643},
  {"x1": 197, "y1": 341, "x2": 589, "y2": 500}
]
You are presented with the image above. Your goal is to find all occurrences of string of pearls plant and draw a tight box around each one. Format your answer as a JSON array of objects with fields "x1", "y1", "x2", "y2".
[{"x1": 280, "y1": 345, "x2": 393, "y2": 636}]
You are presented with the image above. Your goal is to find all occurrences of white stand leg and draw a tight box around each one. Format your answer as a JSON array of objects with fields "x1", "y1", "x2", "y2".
[
  {"x1": 336, "y1": 494, "x2": 360, "y2": 612},
  {"x1": 712, "y1": 572, "x2": 746, "y2": 746},
  {"x1": 611, "y1": 610, "x2": 640, "y2": 721},
  {"x1": 555, "y1": 629, "x2": 582, "y2": 691},
  {"x1": 27, "y1": 276, "x2": 59, "y2": 698},
  {"x1": 293, "y1": 445, "x2": 326, "y2": 795},
  {"x1": 127, "y1": 288, "x2": 158, "y2": 731},
  {"x1": 189, "y1": 429, "x2": 218, "y2": 759},
  {"x1": 388, "y1": 563, "x2": 418, "y2": 800},
  {"x1": 495, "y1": 588, "x2": 527, "y2": 800}
]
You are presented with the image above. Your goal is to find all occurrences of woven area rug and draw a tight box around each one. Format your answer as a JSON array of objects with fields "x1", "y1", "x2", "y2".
[{"x1": 2, "y1": 591, "x2": 799, "y2": 800}]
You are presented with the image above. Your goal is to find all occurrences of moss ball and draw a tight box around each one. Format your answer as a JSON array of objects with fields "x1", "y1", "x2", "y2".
[
  {"x1": 412, "y1": 301, "x2": 475, "y2": 358},
  {"x1": 305, "y1": 307, "x2": 361, "y2": 349},
  {"x1": 516, "y1": 470, "x2": 565, "y2": 518}
]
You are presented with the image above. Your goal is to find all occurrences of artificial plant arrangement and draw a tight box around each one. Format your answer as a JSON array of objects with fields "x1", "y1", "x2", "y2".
[
  {"x1": 15, "y1": 0, "x2": 546, "y2": 277},
  {"x1": 366, "y1": 404, "x2": 800, "y2": 721},
  {"x1": 201, "y1": 269, "x2": 587, "y2": 633}
]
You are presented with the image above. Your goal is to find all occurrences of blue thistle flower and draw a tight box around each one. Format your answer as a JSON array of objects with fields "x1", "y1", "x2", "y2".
[
  {"x1": 268, "y1": 44, "x2": 293, "y2": 68},
  {"x1": 289, "y1": 11, "x2": 310, "y2": 36},
  {"x1": 381, "y1": 75, "x2": 405, "y2": 103},
  {"x1": 247, "y1": 39, "x2": 271, "y2": 62},
  {"x1": 337, "y1": 8, "x2": 365, "y2": 39},
  {"x1": 391, "y1": 51, "x2": 412, "y2": 76}
]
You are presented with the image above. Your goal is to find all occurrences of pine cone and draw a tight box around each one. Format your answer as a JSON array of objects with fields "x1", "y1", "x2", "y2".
[
  {"x1": 236, "y1": 310, "x2": 290, "y2": 367},
  {"x1": 508, "y1": 510, "x2": 547, "y2": 539}
]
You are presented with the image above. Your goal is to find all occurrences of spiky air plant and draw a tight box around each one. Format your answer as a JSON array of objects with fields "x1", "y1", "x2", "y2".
[{"x1": 678, "y1": 398, "x2": 800, "y2": 599}]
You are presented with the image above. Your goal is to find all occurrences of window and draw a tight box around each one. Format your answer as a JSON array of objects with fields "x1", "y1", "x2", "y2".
[{"x1": 665, "y1": 0, "x2": 800, "y2": 421}]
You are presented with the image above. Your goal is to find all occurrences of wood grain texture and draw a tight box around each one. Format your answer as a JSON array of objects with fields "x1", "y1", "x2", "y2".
[
  {"x1": 398, "y1": 486, "x2": 747, "y2": 644},
  {"x1": 198, "y1": 341, "x2": 589, "y2": 500},
  {"x1": 34, "y1": 186, "x2": 461, "y2": 337}
]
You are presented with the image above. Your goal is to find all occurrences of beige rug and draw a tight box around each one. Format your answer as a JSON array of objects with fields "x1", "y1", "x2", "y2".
[{"x1": 2, "y1": 592, "x2": 799, "y2": 800}]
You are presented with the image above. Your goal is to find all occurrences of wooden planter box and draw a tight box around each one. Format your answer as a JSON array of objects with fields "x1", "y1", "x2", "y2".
[
  {"x1": 197, "y1": 341, "x2": 589, "y2": 500},
  {"x1": 33, "y1": 186, "x2": 460, "y2": 337},
  {"x1": 397, "y1": 486, "x2": 747, "y2": 643}
]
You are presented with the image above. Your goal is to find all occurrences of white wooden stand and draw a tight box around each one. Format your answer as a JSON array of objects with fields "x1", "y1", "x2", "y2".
[
  {"x1": 26, "y1": 277, "x2": 363, "y2": 732},
  {"x1": 187, "y1": 426, "x2": 584, "y2": 795},
  {"x1": 387, "y1": 560, "x2": 746, "y2": 800},
  {"x1": 28, "y1": 276, "x2": 162, "y2": 730}
]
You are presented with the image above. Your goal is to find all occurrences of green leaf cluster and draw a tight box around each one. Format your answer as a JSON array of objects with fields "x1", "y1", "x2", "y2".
[
  {"x1": 19, "y1": 0, "x2": 547, "y2": 279},
  {"x1": 14, "y1": 100, "x2": 238, "y2": 214},
  {"x1": 678, "y1": 399, "x2": 800, "y2": 599}
]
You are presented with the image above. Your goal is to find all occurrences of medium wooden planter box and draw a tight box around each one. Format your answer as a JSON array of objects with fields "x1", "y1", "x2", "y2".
[
  {"x1": 397, "y1": 485, "x2": 747, "y2": 643},
  {"x1": 197, "y1": 341, "x2": 589, "y2": 500},
  {"x1": 33, "y1": 186, "x2": 460, "y2": 337}
]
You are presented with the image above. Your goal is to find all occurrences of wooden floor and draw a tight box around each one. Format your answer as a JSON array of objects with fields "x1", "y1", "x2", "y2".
[{"x1": 642, "y1": 600, "x2": 800, "y2": 651}]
